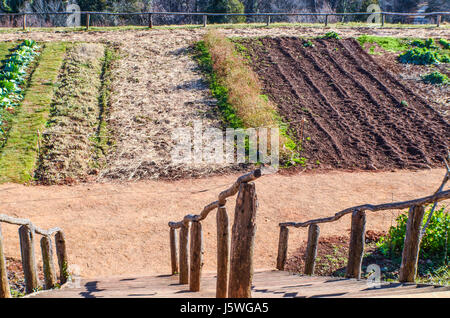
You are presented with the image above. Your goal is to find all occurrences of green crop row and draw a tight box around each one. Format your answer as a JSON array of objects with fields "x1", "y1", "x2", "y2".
[{"x1": 0, "y1": 39, "x2": 40, "y2": 145}]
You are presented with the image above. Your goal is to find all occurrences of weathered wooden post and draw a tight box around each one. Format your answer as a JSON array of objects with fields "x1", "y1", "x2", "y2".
[
  {"x1": 437, "y1": 15, "x2": 441, "y2": 27},
  {"x1": 381, "y1": 13, "x2": 385, "y2": 27},
  {"x1": 19, "y1": 225, "x2": 38, "y2": 294},
  {"x1": 304, "y1": 224, "x2": 320, "y2": 275},
  {"x1": 169, "y1": 228, "x2": 178, "y2": 275},
  {"x1": 189, "y1": 221, "x2": 203, "y2": 292},
  {"x1": 228, "y1": 182, "x2": 258, "y2": 298},
  {"x1": 23, "y1": 13, "x2": 27, "y2": 31},
  {"x1": 148, "y1": 13, "x2": 153, "y2": 28},
  {"x1": 86, "y1": 13, "x2": 90, "y2": 30},
  {"x1": 0, "y1": 224, "x2": 11, "y2": 298},
  {"x1": 179, "y1": 221, "x2": 190, "y2": 284},
  {"x1": 203, "y1": 15, "x2": 207, "y2": 27},
  {"x1": 346, "y1": 210, "x2": 366, "y2": 279},
  {"x1": 55, "y1": 230, "x2": 69, "y2": 284},
  {"x1": 40, "y1": 236, "x2": 57, "y2": 290},
  {"x1": 325, "y1": 14, "x2": 328, "y2": 27},
  {"x1": 216, "y1": 205, "x2": 229, "y2": 298},
  {"x1": 399, "y1": 205, "x2": 425, "y2": 283},
  {"x1": 276, "y1": 226, "x2": 289, "y2": 270},
  {"x1": 266, "y1": 15, "x2": 271, "y2": 26}
]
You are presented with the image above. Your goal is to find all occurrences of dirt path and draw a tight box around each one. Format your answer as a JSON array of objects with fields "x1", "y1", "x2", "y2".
[
  {"x1": 0, "y1": 168, "x2": 447, "y2": 279},
  {"x1": 241, "y1": 37, "x2": 449, "y2": 170}
]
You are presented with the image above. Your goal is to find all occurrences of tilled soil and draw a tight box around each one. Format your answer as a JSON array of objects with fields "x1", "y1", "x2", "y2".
[
  {"x1": 241, "y1": 37, "x2": 449, "y2": 170},
  {"x1": 0, "y1": 27, "x2": 449, "y2": 180}
]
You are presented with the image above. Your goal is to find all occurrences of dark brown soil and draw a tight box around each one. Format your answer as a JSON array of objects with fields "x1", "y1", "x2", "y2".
[{"x1": 240, "y1": 37, "x2": 449, "y2": 171}]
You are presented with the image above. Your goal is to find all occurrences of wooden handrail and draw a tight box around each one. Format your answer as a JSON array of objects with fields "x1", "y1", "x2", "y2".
[
  {"x1": 277, "y1": 158, "x2": 449, "y2": 282},
  {"x1": 168, "y1": 169, "x2": 261, "y2": 228},
  {"x1": 168, "y1": 169, "x2": 262, "y2": 296},
  {"x1": 279, "y1": 189, "x2": 450, "y2": 228},
  {"x1": 0, "y1": 214, "x2": 69, "y2": 297}
]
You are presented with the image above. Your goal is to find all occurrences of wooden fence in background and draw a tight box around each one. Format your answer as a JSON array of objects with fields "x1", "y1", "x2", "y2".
[
  {"x1": 0, "y1": 215, "x2": 69, "y2": 298},
  {"x1": 0, "y1": 11, "x2": 449, "y2": 30}
]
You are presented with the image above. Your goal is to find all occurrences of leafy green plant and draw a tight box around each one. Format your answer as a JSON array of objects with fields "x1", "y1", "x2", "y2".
[
  {"x1": 409, "y1": 38, "x2": 438, "y2": 50},
  {"x1": 377, "y1": 205, "x2": 449, "y2": 262},
  {"x1": 303, "y1": 40, "x2": 314, "y2": 48},
  {"x1": 398, "y1": 47, "x2": 449, "y2": 65},
  {"x1": 321, "y1": 31, "x2": 341, "y2": 40},
  {"x1": 439, "y1": 38, "x2": 450, "y2": 50},
  {"x1": 422, "y1": 71, "x2": 449, "y2": 85},
  {"x1": 0, "y1": 39, "x2": 40, "y2": 146}
]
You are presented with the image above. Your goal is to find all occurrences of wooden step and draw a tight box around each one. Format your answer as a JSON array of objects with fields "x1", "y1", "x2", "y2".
[{"x1": 28, "y1": 270, "x2": 450, "y2": 298}]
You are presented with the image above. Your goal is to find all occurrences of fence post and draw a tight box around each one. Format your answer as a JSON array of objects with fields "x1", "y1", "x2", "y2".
[
  {"x1": 179, "y1": 221, "x2": 189, "y2": 284},
  {"x1": 169, "y1": 228, "x2": 178, "y2": 275},
  {"x1": 86, "y1": 13, "x2": 90, "y2": 31},
  {"x1": 203, "y1": 15, "x2": 207, "y2": 27},
  {"x1": 40, "y1": 236, "x2": 57, "y2": 290},
  {"x1": 346, "y1": 210, "x2": 366, "y2": 279},
  {"x1": 266, "y1": 15, "x2": 271, "y2": 26},
  {"x1": 228, "y1": 182, "x2": 257, "y2": 298},
  {"x1": 18, "y1": 225, "x2": 38, "y2": 294},
  {"x1": 325, "y1": 14, "x2": 328, "y2": 27},
  {"x1": 23, "y1": 13, "x2": 27, "y2": 31},
  {"x1": 216, "y1": 205, "x2": 229, "y2": 298},
  {"x1": 148, "y1": 13, "x2": 153, "y2": 28},
  {"x1": 436, "y1": 15, "x2": 441, "y2": 27},
  {"x1": 304, "y1": 224, "x2": 320, "y2": 275},
  {"x1": 0, "y1": 224, "x2": 11, "y2": 298},
  {"x1": 399, "y1": 205, "x2": 425, "y2": 283},
  {"x1": 276, "y1": 226, "x2": 289, "y2": 270},
  {"x1": 189, "y1": 221, "x2": 203, "y2": 292},
  {"x1": 55, "y1": 230, "x2": 69, "y2": 284},
  {"x1": 381, "y1": 13, "x2": 385, "y2": 27}
]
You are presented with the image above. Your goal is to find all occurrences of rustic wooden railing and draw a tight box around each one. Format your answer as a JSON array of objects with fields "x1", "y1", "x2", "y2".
[
  {"x1": 0, "y1": 215, "x2": 69, "y2": 298},
  {"x1": 0, "y1": 10, "x2": 449, "y2": 30},
  {"x1": 277, "y1": 156, "x2": 450, "y2": 283},
  {"x1": 168, "y1": 169, "x2": 261, "y2": 298}
]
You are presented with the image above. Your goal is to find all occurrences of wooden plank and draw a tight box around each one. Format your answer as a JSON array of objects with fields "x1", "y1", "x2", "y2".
[
  {"x1": 55, "y1": 231, "x2": 69, "y2": 284},
  {"x1": 179, "y1": 222, "x2": 189, "y2": 284},
  {"x1": 189, "y1": 221, "x2": 203, "y2": 292},
  {"x1": 304, "y1": 224, "x2": 320, "y2": 275},
  {"x1": 216, "y1": 205, "x2": 229, "y2": 298},
  {"x1": 19, "y1": 225, "x2": 39, "y2": 294},
  {"x1": 40, "y1": 236, "x2": 57, "y2": 290},
  {"x1": 0, "y1": 224, "x2": 11, "y2": 298},
  {"x1": 228, "y1": 182, "x2": 258, "y2": 298},
  {"x1": 399, "y1": 205, "x2": 425, "y2": 283},
  {"x1": 276, "y1": 226, "x2": 289, "y2": 270},
  {"x1": 346, "y1": 210, "x2": 366, "y2": 279},
  {"x1": 169, "y1": 228, "x2": 178, "y2": 275}
]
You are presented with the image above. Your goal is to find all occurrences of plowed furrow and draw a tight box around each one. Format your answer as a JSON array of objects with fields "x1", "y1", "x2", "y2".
[
  {"x1": 264, "y1": 42, "x2": 343, "y2": 165},
  {"x1": 315, "y1": 40, "x2": 432, "y2": 166}
]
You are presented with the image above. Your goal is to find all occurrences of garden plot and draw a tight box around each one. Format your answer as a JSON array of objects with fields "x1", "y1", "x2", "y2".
[{"x1": 238, "y1": 37, "x2": 449, "y2": 171}]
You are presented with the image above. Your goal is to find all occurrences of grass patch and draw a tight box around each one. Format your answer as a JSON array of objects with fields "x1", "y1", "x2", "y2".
[
  {"x1": 422, "y1": 71, "x2": 449, "y2": 85},
  {"x1": 357, "y1": 35, "x2": 414, "y2": 52},
  {"x1": 0, "y1": 42, "x2": 67, "y2": 183},
  {"x1": 0, "y1": 41, "x2": 18, "y2": 61},
  {"x1": 35, "y1": 43, "x2": 107, "y2": 184},
  {"x1": 193, "y1": 30, "x2": 299, "y2": 164}
]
